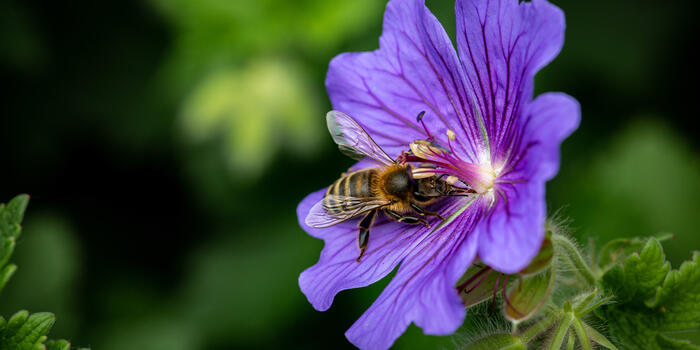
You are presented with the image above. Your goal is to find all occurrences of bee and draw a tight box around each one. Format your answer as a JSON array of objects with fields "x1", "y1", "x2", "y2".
[{"x1": 306, "y1": 110, "x2": 456, "y2": 262}]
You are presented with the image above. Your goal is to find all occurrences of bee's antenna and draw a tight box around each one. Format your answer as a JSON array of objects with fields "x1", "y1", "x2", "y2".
[{"x1": 416, "y1": 111, "x2": 434, "y2": 141}]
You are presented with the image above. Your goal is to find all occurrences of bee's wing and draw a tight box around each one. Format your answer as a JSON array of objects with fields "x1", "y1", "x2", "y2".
[
  {"x1": 305, "y1": 195, "x2": 391, "y2": 228},
  {"x1": 326, "y1": 110, "x2": 396, "y2": 166}
]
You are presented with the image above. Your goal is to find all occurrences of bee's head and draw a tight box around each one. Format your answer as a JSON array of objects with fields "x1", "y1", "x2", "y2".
[
  {"x1": 412, "y1": 176, "x2": 444, "y2": 202},
  {"x1": 411, "y1": 171, "x2": 473, "y2": 203}
]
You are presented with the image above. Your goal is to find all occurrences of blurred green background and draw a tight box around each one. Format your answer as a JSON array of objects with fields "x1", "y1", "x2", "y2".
[{"x1": 0, "y1": 0, "x2": 698, "y2": 349}]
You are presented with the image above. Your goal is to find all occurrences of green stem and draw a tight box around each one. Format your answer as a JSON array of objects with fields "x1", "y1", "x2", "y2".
[
  {"x1": 518, "y1": 313, "x2": 558, "y2": 343},
  {"x1": 552, "y1": 234, "x2": 597, "y2": 287},
  {"x1": 573, "y1": 289, "x2": 598, "y2": 315},
  {"x1": 572, "y1": 317, "x2": 593, "y2": 350},
  {"x1": 577, "y1": 295, "x2": 613, "y2": 317},
  {"x1": 565, "y1": 329, "x2": 575, "y2": 350},
  {"x1": 549, "y1": 313, "x2": 574, "y2": 350}
]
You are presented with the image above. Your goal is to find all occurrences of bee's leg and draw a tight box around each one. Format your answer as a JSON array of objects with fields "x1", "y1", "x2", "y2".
[
  {"x1": 410, "y1": 202, "x2": 445, "y2": 221},
  {"x1": 356, "y1": 209, "x2": 377, "y2": 262},
  {"x1": 385, "y1": 209, "x2": 430, "y2": 227}
]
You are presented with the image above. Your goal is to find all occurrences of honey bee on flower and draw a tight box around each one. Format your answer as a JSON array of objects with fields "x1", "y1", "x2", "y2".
[{"x1": 297, "y1": 0, "x2": 580, "y2": 349}]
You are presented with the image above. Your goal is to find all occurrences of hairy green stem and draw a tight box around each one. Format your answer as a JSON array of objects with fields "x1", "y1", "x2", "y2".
[
  {"x1": 572, "y1": 317, "x2": 592, "y2": 350},
  {"x1": 549, "y1": 313, "x2": 574, "y2": 349},
  {"x1": 577, "y1": 295, "x2": 613, "y2": 317},
  {"x1": 573, "y1": 289, "x2": 598, "y2": 315},
  {"x1": 565, "y1": 329, "x2": 575, "y2": 350},
  {"x1": 518, "y1": 313, "x2": 558, "y2": 343},
  {"x1": 552, "y1": 234, "x2": 597, "y2": 287}
]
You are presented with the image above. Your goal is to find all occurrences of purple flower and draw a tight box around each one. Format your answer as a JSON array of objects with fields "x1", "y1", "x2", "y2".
[{"x1": 297, "y1": 0, "x2": 579, "y2": 348}]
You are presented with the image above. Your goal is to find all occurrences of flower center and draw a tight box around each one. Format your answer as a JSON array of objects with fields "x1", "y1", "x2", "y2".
[
  {"x1": 409, "y1": 129, "x2": 497, "y2": 195},
  {"x1": 460, "y1": 162, "x2": 497, "y2": 194}
]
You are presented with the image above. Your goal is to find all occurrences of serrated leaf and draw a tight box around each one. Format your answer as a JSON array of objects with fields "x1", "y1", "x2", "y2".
[
  {"x1": 602, "y1": 238, "x2": 669, "y2": 303},
  {"x1": 0, "y1": 311, "x2": 55, "y2": 350},
  {"x1": 0, "y1": 238, "x2": 16, "y2": 268},
  {"x1": 505, "y1": 268, "x2": 554, "y2": 322},
  {"x1": 601, "y1": 308, "x2": 660, "y2": 350},
  {"x1": 0, "y1": 194, "x2": 30, "y2": 239},
  {"x1": 597, "y1": 233, "x2": 674, "y2": 271},
  {"x1": 650, "y1": 252, "x2": 700, "y2": 332},
  {"x1": 656, "y1": 334, "x2": 700, "y2": 350},
  {"x1": 598, "y1": 237, "x2": 647, "y2": 270},
  {"x1": 6, "y1": 310, "x2": 28, "y2": 329},
  {"x1": 0, "y1": 264, "x2": 17, "y2": 293},
  {"x1": 600, "y1": 239, "x2": 700, "y2": 349}
]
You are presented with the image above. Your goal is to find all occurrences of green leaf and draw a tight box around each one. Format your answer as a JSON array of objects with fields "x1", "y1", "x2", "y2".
[
  {"x1": 0, "y1": 264, "x2": 17, "y2": 294},
  {"x1": 0, "y1": 195, "x2": 29, "y2": 294},
  {"x1": 597, "y1": 233, "x2": 674, "y2": 271},
  {"x1": 0, "y1": 238, "x2": 16, "y2": 268},
  {"x1": 0, "y1": 196, "x2": 83, "y2": 349},
  {"x1": 602, "y1": 238, "x2": 669, "y2": 303},
  {"x1": 599, "y1": 238, "x2": 700, "y2": 349},
  {"x1": 0, "y1": 311, "x2": 55, "y2": 350},
  {"x1": 0, "y1": 194, "x2": 30, "y2": 239},
  {"x1": 656, "y1": 334, "x2": 700, "y2": 350},
  {"x1": 650, "y1": 252, "x2": 700, "y2": 332}
]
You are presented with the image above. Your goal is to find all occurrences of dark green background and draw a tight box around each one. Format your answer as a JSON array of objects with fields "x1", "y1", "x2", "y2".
[{"x1": 1, "y1": 0, "x2": 698, "y2": 349}]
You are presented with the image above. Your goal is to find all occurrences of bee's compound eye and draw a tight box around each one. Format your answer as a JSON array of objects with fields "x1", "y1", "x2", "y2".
[{"x1": 413, "y1": 192, "x2": 431, "y2": 202}]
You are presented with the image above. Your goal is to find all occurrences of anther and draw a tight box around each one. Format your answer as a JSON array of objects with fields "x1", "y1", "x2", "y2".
[
  {"x1": 416, "y1": 111, "x2": 434, "y2": 141},
  {"x1": 445, "y1": 129, "x2": 457, "y2": 153}
]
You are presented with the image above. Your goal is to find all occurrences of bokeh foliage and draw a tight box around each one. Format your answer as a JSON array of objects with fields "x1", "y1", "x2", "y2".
[
  {"x1": 0, "y1": 195, "x2": 82, "y2": 350},
  {"x1": 0, "y1": 0, "x2": 698, "y2": 349}
]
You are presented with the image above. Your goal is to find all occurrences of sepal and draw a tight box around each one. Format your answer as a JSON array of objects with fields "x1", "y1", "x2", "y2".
[
  {"x1": 462, "y1": 334, "x2": 526, "y2": 350},
  {"x1": 505, "y1": 268, "x2": 554, "y2": 322}
]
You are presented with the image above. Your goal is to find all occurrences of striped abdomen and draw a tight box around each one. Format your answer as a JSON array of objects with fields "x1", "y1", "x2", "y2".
[{"x1": 324, "y1": 168, "x2": 378, "y2": 216}]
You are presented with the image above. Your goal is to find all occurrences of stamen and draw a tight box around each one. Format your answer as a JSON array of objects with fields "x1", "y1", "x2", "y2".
[
  {"x1": 463, "y1": 269, "x2": 493, "y2": 294},
  {"x1": 490, "y1": 273, "x2": 502, "y2": 314},
  {"x1": 407, "y1": 116, "x2": 497, "y2": 195},
  {"x1": 457, "y1": 265, "x2": 492, "y2": 293},
  {"x1": 445, "y1": 129, "x2": 456, "y2": 154},
  {"x1": 445, "y1": 175, "x2": 459, "y2": 185},
  {"x1": 416, "y1": 111, "x2": 434, "y2": 141}
]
